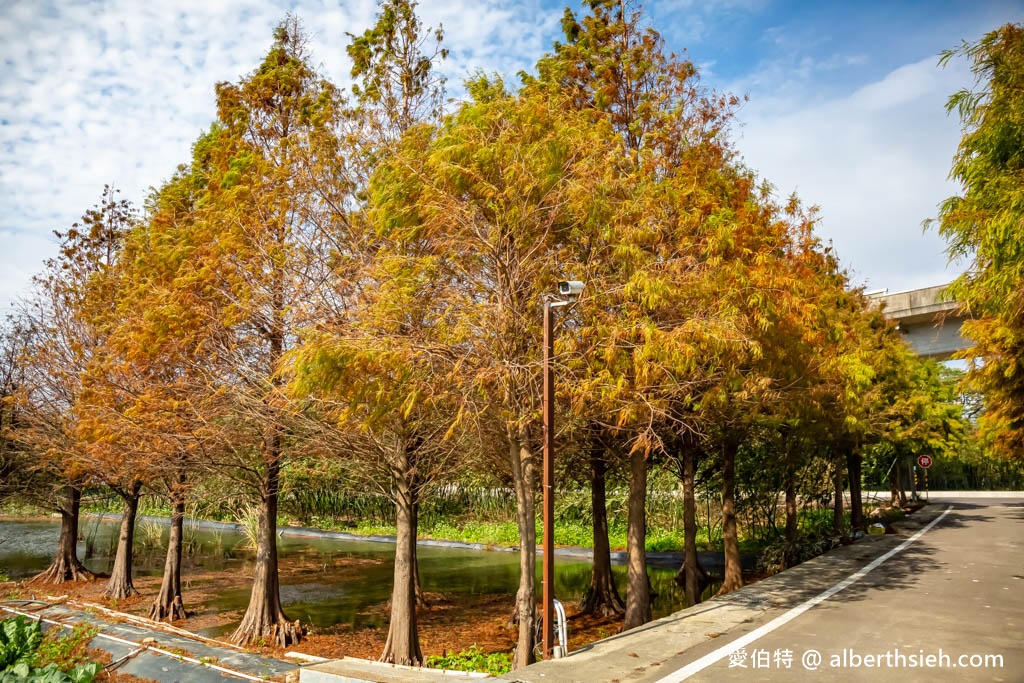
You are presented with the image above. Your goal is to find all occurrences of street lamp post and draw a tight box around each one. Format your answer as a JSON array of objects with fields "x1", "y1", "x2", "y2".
[
  {"x1": 542, "y1": 296, "x2": 555, "y2": 660},
  {"x1": 542, "y1": 280, "x2": 583, "y2": 660}
]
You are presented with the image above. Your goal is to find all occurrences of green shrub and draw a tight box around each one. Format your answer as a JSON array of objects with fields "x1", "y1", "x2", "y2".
[
  {"x1": 0, "y1": 618, "x2": 101, "y2": 683},
  {"x1": 426, "y1": 645, "x2": 512, "y2": 675},
  {"x1": 0, "y1": 616, "x2": 42, "y2": 670},
  {"x1": 0, "y1": 660, "x2": 101, "y2": 683},
  {"x1": 757, "y1": 531, "x2": 841, "y2": 575},
  {"x1": 645, "y1": 530, "x2": 686, "y2": 552}
]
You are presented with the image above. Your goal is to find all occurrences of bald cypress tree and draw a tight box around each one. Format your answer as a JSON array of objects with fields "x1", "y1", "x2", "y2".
[{"x1": 935, "y1": 23, "x2": 1024, "y2": 458}]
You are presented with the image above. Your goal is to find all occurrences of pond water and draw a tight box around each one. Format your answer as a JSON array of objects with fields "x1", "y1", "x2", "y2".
[{"x1": 0, "y1": 516, "x2": 690, "y2": 637}]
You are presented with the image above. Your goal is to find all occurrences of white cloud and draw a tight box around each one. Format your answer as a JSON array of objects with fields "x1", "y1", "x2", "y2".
[
  {"x1": 0, "y1": 0, "x2": 995, "y2": 313},
  {"x1": 733, "y1": 54, "x2": 971, "y2": 293},
  {"x1": 0, "y1": 0, "x2": 562, "y2": 312}
]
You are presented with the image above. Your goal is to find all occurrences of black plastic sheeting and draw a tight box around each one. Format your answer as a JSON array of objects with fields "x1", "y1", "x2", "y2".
[{"x1": 0, "y1": 602, "x2": 296, "y2": 682}]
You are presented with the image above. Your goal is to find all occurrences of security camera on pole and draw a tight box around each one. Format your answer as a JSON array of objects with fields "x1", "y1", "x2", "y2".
[{"x1": 541, "y1": 280, "x2": 583, "y2": 659}]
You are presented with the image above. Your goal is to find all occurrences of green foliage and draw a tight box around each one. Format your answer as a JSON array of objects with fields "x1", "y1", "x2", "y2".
[
  {"x1": 347, "y1": 0, "x2": 447, "y2": 135},
  {"x1": 755, "y1": 508, "x2": 848, "y2": 574},
  {"x1": 0, "y1": 616, "x2": 43, "y2": 670},
  {"x1": 273, "y1": 478, "x2": 713, "y2": 551},
  {"x1": 422, "y1": 520, "x2": 523, "y2": 547},
  {"x1": 234, "y1": 502, "x2": 261, "y2": 550},
  {"x1": 797, "y1": 508, "x2": 844, "y2": 537},
  {"x1": 0, "y1": 618, "x2": 100, "y2": 683},
  {"x1": 0, "y1": 661, "x2": 101, "y2": 683},
  {"x1": 0, "y1": 500, "x2": 47, "y2": 517},
  {"x1": 937, "y1": 450, "x2": 1024, "y2": 489},
  {"x1": 757, "y1": 530, "x2": 841, "y2": 576},
  {"x1": 644, "y1": 531, "x2": 689, "y2": 553},
  {"x1": 34, "y1": 623, "x2": 98, "y2": 672},
  {"x1": 935, "y1": 23, "x2": 1024, "y2": 456},
  {"x1": 858, "y1": 358, "x2": 968, "y2": 497},
  {"x1": 426, "y1": 645, "x2": 512, "y2": 675}
]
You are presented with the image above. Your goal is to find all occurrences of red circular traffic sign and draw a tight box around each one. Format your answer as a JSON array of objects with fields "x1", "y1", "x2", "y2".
[{"x1": 917, "y1": 455, "x2": 933, "y2": 469}]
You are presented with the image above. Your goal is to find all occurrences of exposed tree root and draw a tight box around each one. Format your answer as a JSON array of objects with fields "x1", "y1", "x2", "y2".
[
  {"x1": 148, "y1": 596, "x2": 189, "y2": 622},
  {"x1": 30, "y1": 559, "x2": 96, "y2": 585},
  {"x1": 673, "y1": 558, "x2": 712, "y2": 600},
  {"x1": 380, "y1": 622, "x2": 424, "y2": 667},
  {"x1": 579, "y1": 582, "x2": 626, "y2": 617},
  {"x1": 103, "y1": 579, "x2": 138, "y2": 599},
  {"x1": 231, "y1": 617, "x2": 303, "y2": 648}
]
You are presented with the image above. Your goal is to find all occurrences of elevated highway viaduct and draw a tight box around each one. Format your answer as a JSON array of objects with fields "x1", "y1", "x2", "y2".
[{"x1": 868, "y1": 284, "x2": 970, "y2": 360}]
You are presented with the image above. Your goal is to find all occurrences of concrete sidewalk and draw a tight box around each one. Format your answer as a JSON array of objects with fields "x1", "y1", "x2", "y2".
[{"x1": 502, "y1": 504, "x2": 950, "y2": 683}]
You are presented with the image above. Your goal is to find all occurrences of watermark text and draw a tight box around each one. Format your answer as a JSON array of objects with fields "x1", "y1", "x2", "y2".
[{"x1": 727, "y1": 647, "x2": 1003, "y2": 671}]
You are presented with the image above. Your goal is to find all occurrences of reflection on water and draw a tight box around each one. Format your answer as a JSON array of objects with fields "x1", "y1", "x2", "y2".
[{"x1": 0, "y1": 518, "x2": 689, "y2": 636}]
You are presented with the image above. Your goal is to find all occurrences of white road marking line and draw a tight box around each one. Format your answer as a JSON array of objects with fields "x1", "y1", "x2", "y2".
[{"x1": 655, "y1": 505, "x2": 955, "y2": 682}]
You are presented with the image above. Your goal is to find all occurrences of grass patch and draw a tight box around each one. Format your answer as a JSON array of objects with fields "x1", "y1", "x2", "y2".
[
  {"x1": 350, "y1": 518, "x2": 698, "y2": 553},
  {"x1": 0, "y1": 501, "x2": 50, "y2": 517}
]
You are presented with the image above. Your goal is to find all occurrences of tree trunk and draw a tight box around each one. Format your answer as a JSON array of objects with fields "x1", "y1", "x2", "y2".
[
  {"x1": 623, "y1": 449, "x2": 651, "y2": 630},
  {"x1": 381, "y1": 445, "x2": 423, "y2": 666},
  {"x1": 510, "y1": 434, "x2": 537, "y2": 670},
  {"x1": 889, "y1": 461, "x2": 901, "y2": 506},
  {"x1": 151, "y1": 471, "x2": 188, "y2": 621},
  {"x1": 231, "y1": 445, "x2": 301, "y2": 647},
  {"x1": 889, "y1": 458, "x2": 909, "y2": 507},
  {"x1": 32, "y1": 485, "x2": 94, "y2": 584},
  {"x1": 846, "y1": 447, "x2": 863, "y2": 532},
  {"x1": 104, "y1": 480, "x2": 142, "y2": 599},
  {"x1": 781, "y1": 470, "x2": 800, "y2": 569},
  {"x1": 411, "y1": 500, "x2": 427, "y2": 607},
  {"x1": 718, "y1": 439, "x2": 742, "y2": 595},
  {"x1": 784, "y1": 474, "x2": 798, "y2": 546},
  {"x1": 230, "y1": 210, "x2": 299, "y2": 646},
  {"x1": 580, "y1": 445, "x2": 624, "y2": 616},
  {"x1": 832, "y1": 457, "x2": 845, "y2": 536},
  {"x1": 675, "y1": 442, "x2": 707, "y2": 605},
  {"x1": 908, "y1": 458, "x2": 918, "y2": 501}
]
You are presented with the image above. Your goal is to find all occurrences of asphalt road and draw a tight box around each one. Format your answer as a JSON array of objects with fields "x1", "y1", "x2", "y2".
[{"x1": 653, "y1": 496, "x2": 1024, "y2": 682}]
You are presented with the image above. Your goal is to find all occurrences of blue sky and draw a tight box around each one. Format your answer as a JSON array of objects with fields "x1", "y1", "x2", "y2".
[{"x1": 1, "y1": 0, "x2": 1022, "y2": 312}]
